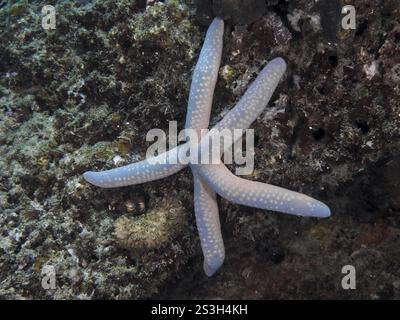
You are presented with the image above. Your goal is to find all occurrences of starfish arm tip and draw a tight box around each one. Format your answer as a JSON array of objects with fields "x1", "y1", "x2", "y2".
[
  {"x1": 279, "y1": 196, "x2": 331, "y2": 218},
  {"x1": 314, "y1": 201, "x2": 331, "y2": 218},
  {"x1": 203, "y1": 256, "x2": 224, "y2": 277},
  {"x1": 83, "y1": 171, "x2": 101, "y2": 187},
  {"x1": 193, "y1": 171, "x2": 225, "y2": 277},
  {"x1": 296, "y1": 199, "x2": 331, "y2": 218},
  {"x1": 213, "y1": 16, "x2": 224, "y2": 24},
  {"x1": 270, "y1": 56, "x2": 287, "y2": 73}
]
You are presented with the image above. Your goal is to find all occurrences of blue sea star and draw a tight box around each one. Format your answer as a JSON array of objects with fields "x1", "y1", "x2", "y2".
[{"x1": 83, "y1": 17, "x2": 331, "y2": 276}]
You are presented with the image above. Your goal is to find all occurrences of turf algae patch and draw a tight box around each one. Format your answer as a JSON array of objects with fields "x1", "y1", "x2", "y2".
[{"x1": 114, "y1": 201, "x2": 188, "y2": 253}]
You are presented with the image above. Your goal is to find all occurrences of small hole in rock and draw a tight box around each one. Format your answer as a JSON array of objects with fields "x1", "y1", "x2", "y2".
[
  {"x1": 318, "y1": 85, "x2": 327, "y2": 95},
  {"x1": 395, "y1": 32, "x2": 400, "y2": 43},
  {"x1": 328, "y1": 55, "x2": 338, "y2": 67},
  {"x1": 355, "y1": 21, "x2": 368, "y2": 37},
  {"x1": 254, "y1": 132, "x2": 260, "y2": 146},
  {"x1": 312, "y1": 127, "x2": 325, "y2": 141}
]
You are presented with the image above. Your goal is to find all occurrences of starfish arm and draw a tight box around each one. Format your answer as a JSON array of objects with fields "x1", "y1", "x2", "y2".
[
  {"x1": 214, "y1": 57, "x2": 287, "y2": 134},
  {"x1": 195, "y1": 162, "x2": 331, "y2": 218},
  {"x1": 185, "y1": 17, "x2": 224, "y2": 131},
  {"x1": 184, "y1": 17, "x2": 225, "y2": 276},
  {"x1": 83, "y1": 146, "x2": 186, "y2": 188},
  {"x1": 192, "y1": 169, "x2": 225, "y2": 276},
  {"x1": 183, "y1": 57, "x2": 287, "y2": 159}
]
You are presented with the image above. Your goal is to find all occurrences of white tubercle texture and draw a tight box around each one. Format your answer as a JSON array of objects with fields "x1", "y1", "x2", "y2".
[
  {"x1": 192, "y1": 170, "x2": 225, "y2": 276},
  {"x1": 215, "y1": 57, "x2": 286, "y2": 134}
]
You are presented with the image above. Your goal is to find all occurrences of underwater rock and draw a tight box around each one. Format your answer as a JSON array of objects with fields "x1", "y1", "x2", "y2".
[{"x1": 194, "y1": 0, "x2": 280, "y2": 25}]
